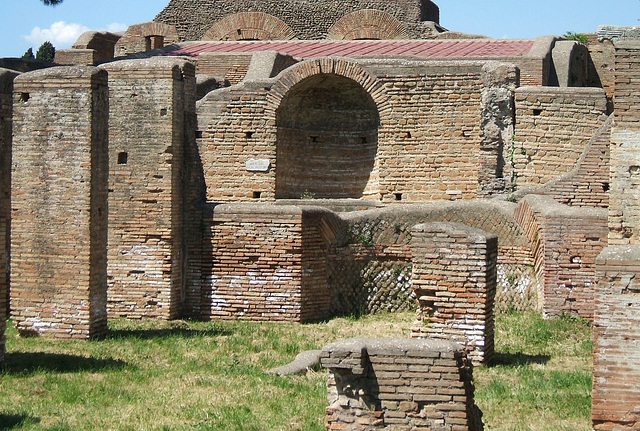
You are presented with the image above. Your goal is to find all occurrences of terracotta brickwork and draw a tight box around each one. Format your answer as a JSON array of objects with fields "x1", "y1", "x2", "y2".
[
  {"x1": 593, "y1": 247, "x2": 640, "y2": 430},
  {"x1": 202, "y1": 12, "x2": 296, "y2": 41},
  {"x1": 115, "y1": 22, "x2": 180, "y2": 57},
  {"x1": 155, "y1": 0, "x2": 440, "y2": 42},
  {"x1": 326, "y1": 9, "x2": 408, "y2": 40},
  {"x1": 321, "y1": 338, "x2": 482, "y2": 431},
  {"x1": 0, "y1": 68, "x2": 19, "y2": 363},
  {"x1": 592, "y1": 40, "x2": 640, "y2": 430},
  {"x1": 198, "y1": 204, "x2": 334, "y2": 322},
  {"x1": 608, "y1": 42, "x2": 640, "y2": 245},
  {"x1": 101, "y1": 58, "x2": 195, "y2": 320},
  {"x1": 515, "y1": 115, "x2": 612, "y2": 208},
  {"x1": 10, "y1": 66, "x2": 109, "y2": 339},
  {"x1": 198, "y1": 58, "x2": 507, "y2": 203},
  {"x1": 513, "y1": 86, "x2": 608, "y2": 188},
  {"x1": 515, "y1": 195, "x2": 607, "y2": 319},
  {"x1": 410, "y1": 222, "x2": 497, "y2": 365}
]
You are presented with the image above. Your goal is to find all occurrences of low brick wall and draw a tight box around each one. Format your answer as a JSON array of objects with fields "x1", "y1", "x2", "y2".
[
  {"x1": 515, "y1": 195, "x2": 608, "y2": 319},
  {"x1": 320, "y1": 338, "x2": 483, "y2": 431},
  {"x1": 198, "y1": 204, "x2": 335, "y2": 322},
  {"x1": 593, "y1": 246, "x2": 640, "y2": 430},
  {"x1": 10, "y1": 66, "x2": 109, "y2": 339},
  {"x1": 410, "y1": 223, "x2": 497, "y2": 365}
]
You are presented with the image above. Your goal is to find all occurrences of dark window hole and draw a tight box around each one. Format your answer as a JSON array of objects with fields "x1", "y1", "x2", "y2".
[
  {"x1": 245, "y1": 131, "x2": 254, "y2": 139},
  {"x1": 533, "y1": 109, "x2": 542, "y2": 116},
  {"x1": 20, "y1": 93, "x2": 29, "y2": 102},
  {"x1": 394, "y1": 193, "x2": 403, "y2": 201},
  {"x1": 160, "y1": 108, "x2": 168, "y2": 116},
  {"x1": 117, "y1": 152, "x2": 128, "y2": 165},
  {"x1": 253, "y1": 191, "x2": 262, "y2": 199},
  {"x1": 196, "y1": 131, "x2": 203, "y2": 139}
]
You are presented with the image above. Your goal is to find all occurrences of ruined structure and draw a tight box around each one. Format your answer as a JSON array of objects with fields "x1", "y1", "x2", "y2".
[{"x1": 0, "y1": 3, "x2": 639, "y2": 429}]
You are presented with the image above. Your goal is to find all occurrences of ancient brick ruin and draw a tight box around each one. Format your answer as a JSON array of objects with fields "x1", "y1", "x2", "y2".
[
  {"x1": 0, "y1": 1, "x2": 639, "y2": 429},
  {"x1": 321, "y1": 338, "x2": 482, "y2": 431}
]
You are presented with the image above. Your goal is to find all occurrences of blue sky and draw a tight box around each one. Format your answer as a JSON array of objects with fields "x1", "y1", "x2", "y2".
[{"x1": 1, "y1": 0, "x2": 639, "y2": 58}]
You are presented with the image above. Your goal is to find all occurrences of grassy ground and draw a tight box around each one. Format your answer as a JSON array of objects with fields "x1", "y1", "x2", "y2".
[{"x1": 0, "y1": 311, "x2": 591, "y2": 431}]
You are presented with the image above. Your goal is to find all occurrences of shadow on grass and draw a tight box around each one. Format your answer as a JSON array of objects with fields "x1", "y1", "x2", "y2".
[
  {"x1": 491, "y1": 352, "x2": 551, "y2": 367},
  {"x1": 105, "y1": 326, "x2": 233, "y2": 340},
  {"x1": 0, "y1": 413, "x2": 40, "y2": 429},
  {"x1": 1, "y1": 352, "x2": 128, "y2": 375}
]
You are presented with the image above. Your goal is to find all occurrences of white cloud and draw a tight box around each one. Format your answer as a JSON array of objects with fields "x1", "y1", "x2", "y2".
[
  {"x1": 23, "y1": 21, "x2": 90, "y2": 48},
  {"x1": 105, "y1": 23, "x2": 128, "y2": 33}
]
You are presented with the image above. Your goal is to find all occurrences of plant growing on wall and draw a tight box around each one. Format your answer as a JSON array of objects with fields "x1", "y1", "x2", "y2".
[{"x1": 563, "y1": 31, "x2": 589, "y2": 43}]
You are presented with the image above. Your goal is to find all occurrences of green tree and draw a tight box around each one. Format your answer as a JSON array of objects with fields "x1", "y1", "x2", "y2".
[
  {"x1": 41, "y1": 0, "x2": 63, "y2": 5},
  {"x1": 35, "y1": 41, "x2": 55, "y2": 62},
  {"x1": 22, "y1": 48, "x2": 35, "y2": 59}
]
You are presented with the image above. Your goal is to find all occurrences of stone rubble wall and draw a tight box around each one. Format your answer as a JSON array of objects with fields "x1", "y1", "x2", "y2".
[
  {"x1": 513, "y1": 86, "x2": 609, "y2": 188},
  {"x1": 0, "y1": 68, "x2": 19, "y2": 364},
  {"x1": 410, "y1": 223, "x2": 497, "y2": 365},
  {"x1": 515, "y1": 195, "x2": 608, "y2": 319},
  {"x1": 154, "y1": 0, "x2": 440, "y2": 42},
  {"x1": 10, "y1": 66, "x2": 109, "y2": 339},
  {"x1": 320, "y1": 337, "x2": 482, "y2": 431},
  {"x1": 100, "y1": 58, "x2": 196, "y2": 320}
]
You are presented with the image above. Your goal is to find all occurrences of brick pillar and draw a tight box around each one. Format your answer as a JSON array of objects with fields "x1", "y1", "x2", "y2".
[
  {"x1": 11, "y1": 66, "x2": 109, "y2": 339},
  {"x1": 0, "y1": 68, "x2": 19, "y2": 362},
  {"x1": 320, "y1": 338, "x2": 483, "y2": 431},
  {"x1": 100, "y1": 58, "x2": 195, "y2": 319},
  {"x1": 410, "y1": 222, "x2": 497, "y2": 365},
  {"x1": 593, "y1": 40, "x2": 640, "y2": 430}
]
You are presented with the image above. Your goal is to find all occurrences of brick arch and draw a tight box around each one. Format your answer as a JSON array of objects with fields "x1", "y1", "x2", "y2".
[
  {"x1": 202, "y1": 12, "x2": 296, "y2": 41},
  {"x1": 114, "y1": 22, "x2": 179, "y2": 56},
  {"x1": 267, "y1": 57, "x2": 390, "y2": 120},
  {"x1": 327, "y1": 9, "x2": 408, "y2": 40}
]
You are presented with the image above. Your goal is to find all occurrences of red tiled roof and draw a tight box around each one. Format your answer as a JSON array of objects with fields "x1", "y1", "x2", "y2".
[{"x1": 160, "y1": 39, "x2": 535, "y2": 59}]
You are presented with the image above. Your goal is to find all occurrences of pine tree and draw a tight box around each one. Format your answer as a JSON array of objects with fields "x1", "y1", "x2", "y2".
[
  {"x1": 35, "y1": 41, "x2": 55, "y2": 63},
  {"x1": 22, "y1": 48, "x2": 35, "y2": 59},
  {"x1": 41, "y1": 0, "x2": 63, "y2": 5}
]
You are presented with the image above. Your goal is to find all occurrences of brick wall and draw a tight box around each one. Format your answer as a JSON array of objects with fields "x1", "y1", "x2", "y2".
[
  {"x1": 320, "y1": 338, "x2": 482, "y2": 431},
  {"x1": 608, "y1": 42, "x2": 640, "y2": 245},
  {"x1": 410, "y1": 222, "x2": 497, "y2": 365},
  {"x1": 115, "y1": 22, "x2": 180, "y2": 57},
  {"x1": 585, "y1": 34, "x2": 616, "y2": 101},
  {"x1": 513, "y1": 86, "x2": 608, "y2": 188},
  {"x1": 10, "y1": 66, "x2": 109, "y2": 339},
  {"x1": 592, "y1": 40, "x2": 640, "y2": 430},
  {"x1": 196, "y1": 53, "x2": 253, "y2": 85},
  {"x1": 197, "y1": 204, "x2": 333, "y2": 322},
  {"x1": 0, "y1": 68, "x2": 19, "y2": 363},
  {"x1": 593, "y1": 246, "x2": 640, "y2": 430},
  {"x1": 515, "y1": 115, "x2": 612, "y2": 208},
  {"x1": 515, "y1": 195, "x2": 607, "y2": 319},
  {"x1": 154, "y1": 0, "x2": 439, "y2": 42},
  {"x1": 197, "y1": 58, "x2": 504, "y2": 203},
  {"x1": 101, "y1": 58, "x2": 195, "y2": 320}
]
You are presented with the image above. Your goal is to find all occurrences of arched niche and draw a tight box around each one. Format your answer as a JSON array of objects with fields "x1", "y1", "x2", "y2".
[
  {"x1": 275, "y1": 73, "x2": 380, "y2": 199},
  {"x1": 327, "y1": 9, "x2": 407, "y2": 40},
  {"x1": 202, "y1": 12, "x2": 296, "y2": 41}
]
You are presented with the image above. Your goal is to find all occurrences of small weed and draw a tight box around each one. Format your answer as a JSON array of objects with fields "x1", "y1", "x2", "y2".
[
  {"x1": 564, "y1": 31, "x2": 589, "y2": 43},
  {"x1": 300, "y1": 190, "x2": 315, "y2": 200}
]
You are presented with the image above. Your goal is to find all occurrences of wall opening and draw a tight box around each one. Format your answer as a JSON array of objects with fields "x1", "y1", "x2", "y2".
[
  {"x1": 145, "y1": 35, "x2": 165, "y2": 51},
  {"x1": 275, "y1": 73, "x2": 379, "y2": 199}
]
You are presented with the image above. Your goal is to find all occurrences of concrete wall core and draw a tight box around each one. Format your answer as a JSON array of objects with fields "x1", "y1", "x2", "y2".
[{"x1": 10, "y1": 66, "x2": 109, "y2": 339}]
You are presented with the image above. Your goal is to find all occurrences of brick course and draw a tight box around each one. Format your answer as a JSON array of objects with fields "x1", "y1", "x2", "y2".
[
  {"x1": 10, "y1": 66, "x2": 109, "y2": 339},
  {"x1": 321, "y1": 337, "x2": 482, "y2": 431}
]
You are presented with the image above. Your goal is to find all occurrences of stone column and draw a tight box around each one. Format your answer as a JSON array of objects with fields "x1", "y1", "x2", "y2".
[
  {"x1": 410, "y1": 222, "x2": 497, "y2": 365},
  {"x1": 11, "y1": 66, "x2": 109, "y2": 339}
]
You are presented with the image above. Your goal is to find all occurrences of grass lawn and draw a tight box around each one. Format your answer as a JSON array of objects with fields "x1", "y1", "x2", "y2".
[{"x1": 0, "y1": 311, "x2": 592, "y2": 431}]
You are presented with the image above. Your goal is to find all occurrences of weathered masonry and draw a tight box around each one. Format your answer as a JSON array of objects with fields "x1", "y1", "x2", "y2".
[
  {"x1": 10, "y1": 67, "x2": 109, "y2": 339},
  {"x1": 592, "y1": 40, "x2": 640, "y2": 431},
  {"x1": 321, "y1": 338, "x2": 482, "y2": 431}
]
